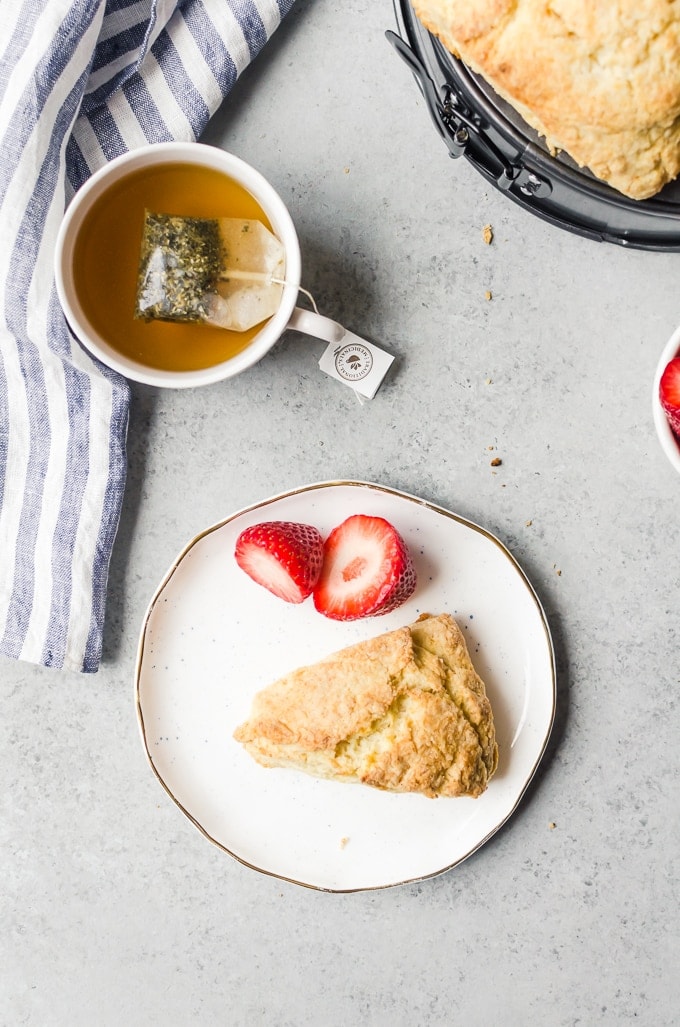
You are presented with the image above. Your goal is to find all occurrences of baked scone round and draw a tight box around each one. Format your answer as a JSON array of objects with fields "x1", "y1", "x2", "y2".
[
  {"x1": 412, "y1": 0, "x2": 680, "y2": 199},
  {"x1": 234, "y1": 613, "x2": 498, "y2": 798}
]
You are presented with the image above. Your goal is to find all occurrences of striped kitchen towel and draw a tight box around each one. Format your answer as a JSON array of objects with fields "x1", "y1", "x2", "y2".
[{"x1": 0, "y1": 0, "x2": 295, "y2": 673}]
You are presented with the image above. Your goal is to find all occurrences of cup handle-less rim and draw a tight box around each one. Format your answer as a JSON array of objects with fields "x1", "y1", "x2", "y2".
[{"x1": 54, "y1": 142, "x2": 302, "y2": 389}]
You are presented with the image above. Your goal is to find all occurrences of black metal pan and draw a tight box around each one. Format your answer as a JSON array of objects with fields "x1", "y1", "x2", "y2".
[{"x1": 388, "y1": 0, "x2": 680, "y2": 250}]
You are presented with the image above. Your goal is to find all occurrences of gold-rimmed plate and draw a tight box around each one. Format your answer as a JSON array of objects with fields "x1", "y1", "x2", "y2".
[{"x1": 135, "y1": 480, "x2": 555, "y2": 891}]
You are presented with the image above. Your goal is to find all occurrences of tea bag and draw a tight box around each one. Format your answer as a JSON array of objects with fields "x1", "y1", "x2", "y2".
[{"x1": 135, "y1": 211, "x2": 285, "y2": 331}]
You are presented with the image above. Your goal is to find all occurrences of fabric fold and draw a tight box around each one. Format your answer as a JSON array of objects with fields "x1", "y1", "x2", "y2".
[{"x1": 0, "y1": 0, "x2": 295, "y2": 672}]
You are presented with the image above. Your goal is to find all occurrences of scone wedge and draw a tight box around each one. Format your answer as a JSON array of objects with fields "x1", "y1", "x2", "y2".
[{"x1": 234, "y1": 613, "x2": 498, "y2": 798}]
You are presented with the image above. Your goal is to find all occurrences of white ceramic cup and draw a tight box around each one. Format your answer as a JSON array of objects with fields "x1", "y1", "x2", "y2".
[{"x1": 54, "y1": 142, "x2": 343, "y2": 388}]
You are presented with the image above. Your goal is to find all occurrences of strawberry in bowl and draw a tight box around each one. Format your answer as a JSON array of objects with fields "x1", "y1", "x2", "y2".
[
  {"x1": 653, "y1": 327, "x2": 680, "y2": 476},
  {"x1": 659, "y1": 358, "x2": 680, "y2": 437}
]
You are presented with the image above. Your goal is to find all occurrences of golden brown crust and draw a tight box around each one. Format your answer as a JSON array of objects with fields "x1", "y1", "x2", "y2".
[
  {"x1": 412, "y1": 0, "x2": 680, "y2": 199},
  {"x1": 233, "y1": 613, "x2": 498, "y2": 798}
]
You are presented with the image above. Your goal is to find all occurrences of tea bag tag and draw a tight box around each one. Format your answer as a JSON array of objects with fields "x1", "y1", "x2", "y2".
[
  {"x1": 286, "y1": 305, "x2": 394, "y2": 399},
  {"x1": 318, "y1": 332, "x2": 394, "y2": 399}
]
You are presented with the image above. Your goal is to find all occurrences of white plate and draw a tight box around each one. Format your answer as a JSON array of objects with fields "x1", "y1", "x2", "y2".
[{"x1": 135, "y1": 480, "x2": 555, "y2": 891}]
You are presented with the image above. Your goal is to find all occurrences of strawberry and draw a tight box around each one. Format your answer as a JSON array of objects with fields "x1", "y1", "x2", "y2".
[
  {"x1": 234, "y1": 521, "x2": 324, "y2": 604},
  {"x1": 660, "y1": 356, "x2": 680, "y2": 437},
  {"x1": 313, "y1": 514, "x2": 417, "y2": 621}
]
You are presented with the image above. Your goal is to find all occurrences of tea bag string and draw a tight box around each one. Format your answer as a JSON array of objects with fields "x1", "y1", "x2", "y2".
[
  {"x1": 218, "y1": 270, "x2": 366, "y2": 404},
  {"x1": 219, "y1": 270, "x2": 320, "y2": 314},
  {"x1": 271, "y1": 278, "x2": 321, "y2": 316},
  {"x1": 287, "y1": 284, "x2": 366, "y2": 404},
  {"x1": 218, "y1": 272, "x2": 366, "y2": 405}
]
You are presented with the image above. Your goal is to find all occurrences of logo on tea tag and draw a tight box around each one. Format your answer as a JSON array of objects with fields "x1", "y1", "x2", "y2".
[
  {"x1": 319, "y1": 332, "x2": 394, "y2": 399},
  {"x1": 334, "y1": 342, "x2": 373, "y2": 382}
]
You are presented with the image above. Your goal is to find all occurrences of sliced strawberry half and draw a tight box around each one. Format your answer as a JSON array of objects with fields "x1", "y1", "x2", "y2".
[
  {"x1": 660, "y1": 356, "x2": 680, "y2": 437},
  {"x1": 234, "y1": 521, "x2": 324, "y2": 604},
  {"x1": 313, "y1": 514, "x2": 417, "y2": 621}
]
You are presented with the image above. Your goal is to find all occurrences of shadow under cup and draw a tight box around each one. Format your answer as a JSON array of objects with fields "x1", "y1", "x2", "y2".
[{"x1": 54, "y1": 143, "x2": 302, "y2": 388}]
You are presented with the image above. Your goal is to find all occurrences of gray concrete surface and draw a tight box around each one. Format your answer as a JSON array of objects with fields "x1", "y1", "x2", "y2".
[{"x1": 3, "y1": 1, "x2": 679, "y2": 1023}]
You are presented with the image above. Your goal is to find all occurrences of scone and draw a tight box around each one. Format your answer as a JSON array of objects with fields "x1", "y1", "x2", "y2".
[
  {"x1": 412, "y1": 0, "x2": 680, "y2": 199},
  {"x1": 233, "y1": 613, "x2": 498, "y2": 798}
]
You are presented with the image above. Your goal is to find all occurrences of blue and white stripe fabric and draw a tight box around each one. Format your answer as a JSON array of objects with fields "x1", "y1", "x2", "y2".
[{"x1": 0, "y1": 0, "x2": 294, "y2": 672}]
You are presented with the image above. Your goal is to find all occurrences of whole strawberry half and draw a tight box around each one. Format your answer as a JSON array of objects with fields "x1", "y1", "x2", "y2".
[
  {"x1": 234, "y1": 521, "x2": 324, "y2": 604},
  {"x1": 660, "y1": 356, "x2": 680, "y2": 437},
  {"x1": 313, "y1": 514, "x2": 417, "y2": 620}
]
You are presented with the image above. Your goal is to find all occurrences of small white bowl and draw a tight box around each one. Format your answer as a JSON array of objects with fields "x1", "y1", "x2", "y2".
[{"x1": 653, "y1": 325, "x2": 680, "y2": 475}]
